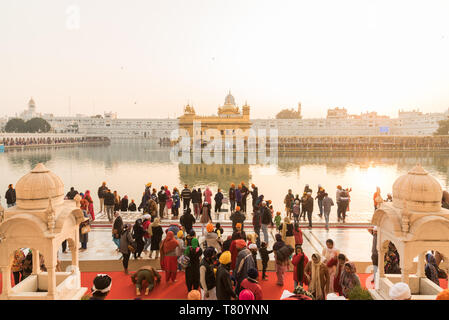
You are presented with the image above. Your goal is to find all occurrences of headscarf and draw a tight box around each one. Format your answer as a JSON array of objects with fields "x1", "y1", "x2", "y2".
[
  {"x1": 203, "y1": 247, "x2": 216, "y2": 259},
  {"x1": 161, "y1": 231, "x2": 179, "y2": 254},
  {"x1": 340, "y1": 262, "x2": 359, "y2": 295},
  {"x1": 309, "y1": 253, "x2": 324, "y2": 300},
  {"x1": 235, "y1": 239, "x2": 247, "y2": 249},
  {"x1": 184, "y1": 237, "x2": 199, "y2": 255},
  {"x1": 425, "y1": 253, "x2": 440, "y2": 285},
  {"x1": 273, "y1": 234, "x2": 285, "y2": 251},
  {"x1": 295, "y1": 245, "x2": 305, "y2": 283}
]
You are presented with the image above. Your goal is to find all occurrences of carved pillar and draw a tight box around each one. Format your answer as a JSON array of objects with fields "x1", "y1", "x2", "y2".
[
  {"x1": 47, "y1": 266, "x2": 56, "y2": 299},
  {"x1": 417, "y1": 252, "x2": 425, "y2": 278},
  {"x1": 1, "y1": 266, "x2": 11, "y2": 296},
  {"x1": 69, "y1": 238, "x2": 79, "y2": 271},
  {"x1": 378, "y1": 238, "x2": 386, "y2": 278},
  {"x1": 46, "y1": 248, "x2": 57, "y2": 299},
  {"x1": 32, "y1": 250, "x2": 40, "y2": 275},
  {"x1": 400, "y1": 253, "x2": 410, "y2": 285}
]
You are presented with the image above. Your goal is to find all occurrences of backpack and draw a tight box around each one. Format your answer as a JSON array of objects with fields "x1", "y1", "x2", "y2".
[
  {"x1": 276, "y1": 245, "x2": 294, "y2": 262},
  {"x1": 178, "y1": 254, "x2": 190, "y2": 269}
]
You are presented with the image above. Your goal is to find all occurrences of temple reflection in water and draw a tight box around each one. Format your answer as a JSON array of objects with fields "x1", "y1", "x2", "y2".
[{"x1": 178, "y1": 162, "x2": 250, "y2": 191}]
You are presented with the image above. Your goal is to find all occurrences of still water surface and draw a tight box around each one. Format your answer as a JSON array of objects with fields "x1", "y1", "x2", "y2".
[{"x1": 1, "y1": 142, "x2": 448, "y2": 219}]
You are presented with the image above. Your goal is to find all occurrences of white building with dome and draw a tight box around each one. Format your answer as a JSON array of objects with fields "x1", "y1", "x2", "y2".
[
  {"x1": 370, "y1": 164, "x2": 448, "y2": 299},
  {"x1": 19, "y1": 98, "x2": 41, "y2": 121},
  {"x1": 0, "y1": 163, "x2": 87, "y2": 300}
]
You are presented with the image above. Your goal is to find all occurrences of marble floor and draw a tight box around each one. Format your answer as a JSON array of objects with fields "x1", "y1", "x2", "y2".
[{"x1": 60, "y1": 223, "x2": 373, "y2": 263}]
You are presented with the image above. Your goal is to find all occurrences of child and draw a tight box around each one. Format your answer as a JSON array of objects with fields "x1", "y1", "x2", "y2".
[
  {"x1": 214, "y1": 223, "x2": 224, "y2": 239},
  {"x1": 259, "y1": 242, "x2": 273, "y2": 281},
  {"x1": 274, "y1": 211, "x2": 282, "y2": 231},
  {"x1": 292, "y1": 200, "x2": 301, "y2": 224}
]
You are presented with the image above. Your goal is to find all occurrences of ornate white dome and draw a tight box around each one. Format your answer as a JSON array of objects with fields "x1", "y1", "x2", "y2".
[
  {"x1": 392, "y1": 164, "x2": 442, "y2": 212},
  {"x1": 15, "y1": 163, "x2": 65, "y2": 210}
]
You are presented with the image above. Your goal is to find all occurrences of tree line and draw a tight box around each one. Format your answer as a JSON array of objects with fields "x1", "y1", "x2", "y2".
[{"x1": 4, "y1": 118, "x2": 51, "y2": 133}]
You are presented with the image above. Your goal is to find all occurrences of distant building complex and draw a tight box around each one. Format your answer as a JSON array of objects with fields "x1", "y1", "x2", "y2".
[{"x1": 2, "y1": 94, "x2": 449, "y2": 139}]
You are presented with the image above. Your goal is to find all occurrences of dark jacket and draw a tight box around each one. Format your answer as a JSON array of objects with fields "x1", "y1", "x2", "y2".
[
  {"x1": 112, "y1": 216, "x2": 123, "y2": 238},
  {"x1": 214, "y1": 192, "x2": 224, "y2": 204},
  {"x1": 191, "y1": 190, "x2": 200, "y2": 204},
  {"x1": 157, "y1": 190, "x2": 167, "y2": 203},
  {"x1": 259, "y1": 247, "x2": 273, "y2": 264},
  {"x1": 303, "y1": 196, "x2": 314, "y2": 212},
  {"x1": 104, "y1": 192, "x2": 115, "y2": 206},
  {"x1": 128, "y1": 202, "x2": 137, "y2": 212},
  {"x1": 180, "y1": 212, "x2": 196, "y2": 232},
  {"x1": 229, "y1": 188, "x2": 236, "y2": 201},
  {"x1": 200, "y1": 259, "x2": 216, "y2": 290},
  {"x1": 5, "y1": 188, "x2": 16, "y2": 204},
  {"x1": 261, "y1": 207, "x2": 272, "y2": 225},
  {"x1": 251, "y1": 187, "x2": 259, "y2": 203},
  {"x1": 252, "y1": 210, "x2": 262, "y2": 228},
  {"x1": 65, "y1": 189, "x2": 78, "y2": 200},
  {"x1": 120, "y1": 198, "x2": 129, "y2": 212},
  {"x1": 230, "y1": 211, "x2": 246, "y2": 229},
  {"x1": 98, "y1": 186, "x2": 108, "y2": 199},
  {"x1": 216, "y1": 264, "x2": 237, "y2": 300}
]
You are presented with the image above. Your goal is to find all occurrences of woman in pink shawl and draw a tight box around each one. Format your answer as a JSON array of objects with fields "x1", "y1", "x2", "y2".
[
  {"x1": 84, "y1": 190, "x2": 95, "y2": 221},
  {"x1": 203, "y1": 186, "x2": 212, "y2": 204},
  {"x1": 165, "y1": 186, "x2": 172, "y2": 216}
]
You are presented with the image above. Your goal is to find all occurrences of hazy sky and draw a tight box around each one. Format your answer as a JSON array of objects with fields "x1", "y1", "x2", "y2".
[{"x1": 2, "y1": 0, "x2": 449, "y2": 119}]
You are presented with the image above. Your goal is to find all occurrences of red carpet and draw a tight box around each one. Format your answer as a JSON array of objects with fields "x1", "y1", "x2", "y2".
[{"x1": 1, "y1": 272, "x2": 447, "y2": 299}]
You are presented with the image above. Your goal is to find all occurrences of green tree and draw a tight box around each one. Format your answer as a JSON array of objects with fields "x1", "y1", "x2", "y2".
[
  {"x1": 276, "y1": 108, "x2": 301, "y2": 119},
  {"x1": 25, "y1": 118, "x2": 51, "y2": 133},
  {"x1": 5, "y1": 118, "x2": 27, "y2": 132},
  {"x1": 434, "y1": 119, "x2": 449, "y2": 135}
]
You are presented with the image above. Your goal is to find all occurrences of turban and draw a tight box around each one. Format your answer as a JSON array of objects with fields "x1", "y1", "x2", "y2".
[
  {"x1": 236, "y1": 206, "x2": 241, "y2": 211},
  {"x1": 236, "y1": 223, "x2": 242, "y2": 230},
  {"x1": 177, "y1": 230, "x2": 184, "y2": 239},
  {"x1": 92, "y1": 274, "x2": 112, "y2": 294},
  {"x1": 326, "y1": 293, "x2": 346, "y2": 300},
  {"x1": 206, "y1": 223, "x2": 214, "y2": 233},
  {"x1": 143, "y1": 214, "x2": 151, "y2": 220},
  {"x1": 249, "y1": 243, "x2": 258, "y2": 250},
  {"x1": 389, "y1": 282, "x2": 411, "y2": 300},
  {"x1": 235, "y1": 239, "x2": 247, "y2": 249},
  {"x1": 187, "y1": 290, "x2": 201, "y2": 300},
  {"x1": 436, "y1": 289, "x2": 449, "y2": 300},
  {"x1": 239, "y1": 289, "x2": 255, "y2": 300},
  {"x1": 146, "y1": 182, "x2": 152, "y2": 187},
  {"x1": 203, "y1": 247, "x2": 216, "y2": 258},
  {"x1": 219, "y1": 251, "x2": 232, "y2": 265},
  {"x1": 247, "y1": 267, "x2": 258, "y2": 280}
]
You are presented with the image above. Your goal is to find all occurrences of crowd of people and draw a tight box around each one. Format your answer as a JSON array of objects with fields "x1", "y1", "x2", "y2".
[
  {"x1": 1, "y1": 136, "x2": 109, "y2": 147},
  {"x1": 4, "y1": 180, "x2": 449, "y2": 300}
]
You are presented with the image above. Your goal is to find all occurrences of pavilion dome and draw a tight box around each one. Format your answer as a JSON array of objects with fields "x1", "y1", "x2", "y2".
[
  {"x1": 15, "y1": 163, "x2": 65, "y2": 210},
  {"x1": 392, "y1": 164, "x2": 442, "y2": 212}
]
